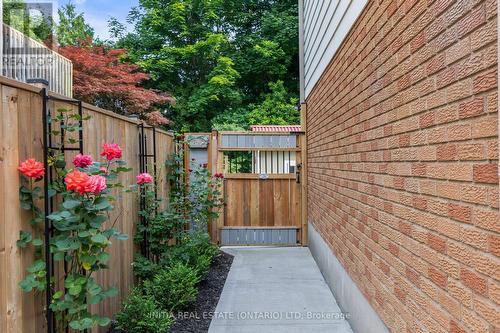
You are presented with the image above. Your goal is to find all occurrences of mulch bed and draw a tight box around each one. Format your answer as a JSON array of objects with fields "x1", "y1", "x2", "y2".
[{"x1": 169, "y1": 250, "x2": 234, "y2": 333}]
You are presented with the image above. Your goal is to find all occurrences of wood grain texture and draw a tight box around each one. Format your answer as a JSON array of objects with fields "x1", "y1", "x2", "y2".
[
  {"x1": 0, "y1": 80, "x2": 174, "y2": 333},
  {"x1": 224, "y1": 178, "x2": 300, "y2": 229}
]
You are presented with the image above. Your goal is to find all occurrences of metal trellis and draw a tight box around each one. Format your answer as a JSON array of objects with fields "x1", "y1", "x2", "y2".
[
  {"x1": 41, "y1": 88, "x2": 84, "y2": 333},
  {"x1": 138, "y1": 123, "x2": 158, "y2": 259}
]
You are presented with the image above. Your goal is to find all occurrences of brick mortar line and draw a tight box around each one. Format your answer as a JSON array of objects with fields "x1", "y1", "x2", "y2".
[
  {"x1": 308, "y1": 197, "x2": 491, "y2": 331},
  {"x1": 306, "y1": 13, "x2": 498, "y2": 138},
  {"x1": 308, "y1": 164, "x2": 499, "y2": 197},
  {"x1": 306, "y1": 135, "x2": 499, "y2": 159},
  {"x1": 308, "y1": 172, "x2": 498, "y2": 237},
  {"x1": 307, "y1": 170, "x2": 498, "y2": 234},
  {"x1": 307, "y1": 0, "x2": 427, "y2": 114},
  {"x1": 307, "y1": 87, "x2": 498, "y2": 148},
  {"x1": 308, "y1": 181, "x2": 499, "y2": 291},
  {"x1": 308, "y1": 193, "x2": 498, "y2": 328},
  {"x1": 306, "y1": 61, "x2": 498, "y2": 145},
  {"x1": 306, "y1": 1, "x2": 496, "y2": 126},
  {"x1": 307, "y1": 109, "x2": 498, "y2": 157}
]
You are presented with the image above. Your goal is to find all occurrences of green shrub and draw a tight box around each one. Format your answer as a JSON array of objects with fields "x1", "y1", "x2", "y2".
[
  {"x1": 161, "y1": 232, "x2": 218, "y2": 277},
  {"x1": 132, "y1": 254, "x2": 160, "y2": 281},
  {"x1": 115, "y1": 288, "x2": 172, "y2": 333},
  {"x1": 193, "y1": 254, "x2": 213, "y2": 277},
  {"x1": 145, "y1": 262, "x2": 200, "y2": 311}
]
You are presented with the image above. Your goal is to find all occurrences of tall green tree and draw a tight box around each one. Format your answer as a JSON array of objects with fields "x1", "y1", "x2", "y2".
[
  {"x1": 57, "y1": 3, "x2": 94, "y2": 46},
  {"x1": 3, "y1": 0, "x2": 53, "y2": 42},
  {"x1": 247, "y1": 80, "x2": 299, "y2": 125},
  {"x1": 114, "y1": 0, "x2": 299, "y2": 132}
]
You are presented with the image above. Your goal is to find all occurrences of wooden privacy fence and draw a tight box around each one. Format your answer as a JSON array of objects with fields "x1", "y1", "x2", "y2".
[
  {"x1": 184, "y1": 130, "x2": 307, "y2": 246},
  {"x1": 0, "y1": 76, "x2": 174, "y2": 333}
]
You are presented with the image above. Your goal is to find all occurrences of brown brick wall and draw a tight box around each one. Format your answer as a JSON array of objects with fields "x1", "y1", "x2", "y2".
[{"x1": 305, "y1": 0, "x2": 499, "y2": 332}]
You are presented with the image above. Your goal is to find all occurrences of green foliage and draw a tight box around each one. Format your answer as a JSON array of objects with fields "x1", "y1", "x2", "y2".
[
  {"x1": 161, "y1": 232, "x2": 218, "y2": 277},
  {"x1": 113, "y1": 0, "x2": 299, "y2": 131},
  {"x1": 116, "y1": 288, "x2": 172, "y2": 333},
  {"x1": 144, "y1": 263, "x2": 200, "y2": 311},
  {"x1": 132, "y1": 254, "x2": 159, "y2": 281},
  {"x1": 17, "y1": 108, "x2": 130, "y2": 331},
  {"x1": 126, "y1": 143, "x2": 220, "y2": 333},
  {"x1": 57, "y1": 3, "x2": 94, "y2": 46},
  {"x1": 3, "y1": 0, "x2": 53, "y2": 42},
  {"x1": 132, "y1": 146, "x2": 221, "y2": 275},
  {"x1": 247, "y1": 80, "x2": 299, "y2": 125},
  {"x1": 186, "y1": 160, "x2": 224, "y2": 230},
  {"x1": 134, "y1": 185, "x2": 184, "y2": 260}
]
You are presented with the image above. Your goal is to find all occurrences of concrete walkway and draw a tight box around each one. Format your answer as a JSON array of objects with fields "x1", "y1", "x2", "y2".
[{"x1": 208, "y1": 247, "x2": 353, "y2": 333}]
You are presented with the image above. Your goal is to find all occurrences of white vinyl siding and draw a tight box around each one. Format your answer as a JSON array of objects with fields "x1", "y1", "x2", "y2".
[{"x1": 303, "y1": 0, "x2": 368, "y2": 98}]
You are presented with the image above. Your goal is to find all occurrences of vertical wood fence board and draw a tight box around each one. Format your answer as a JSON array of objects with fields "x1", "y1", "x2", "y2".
[
  {"x1": 249, "y1": 181, "x2": 259, "y2": 227},
  {"x1": 18, "y1": 90, "x2": 41, "y2": 333},
  {"x1": 3, "y1": 85, "x2": 23, "y2": 332},
  {"x1": 0, "y1": 86, "x2": 7, "y2": 333}
]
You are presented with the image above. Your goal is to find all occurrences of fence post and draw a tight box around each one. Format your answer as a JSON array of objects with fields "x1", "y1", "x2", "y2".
[{"x1": 210, "y1": 129, "x2": 219, "y2": 242}]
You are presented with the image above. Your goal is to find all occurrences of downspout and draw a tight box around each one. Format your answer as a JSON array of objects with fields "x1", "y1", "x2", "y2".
[
  {"x1": 298, "y1": 0, "x2": 309, "y2": 244},
  {"x1": 298, "y1": 0, "x2": 305, "y2": 103}
]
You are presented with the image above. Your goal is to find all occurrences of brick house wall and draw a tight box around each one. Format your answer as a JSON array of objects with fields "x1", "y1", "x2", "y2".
[{"x1": 305, "y1": 0, "x2": 499, "y2": 332}]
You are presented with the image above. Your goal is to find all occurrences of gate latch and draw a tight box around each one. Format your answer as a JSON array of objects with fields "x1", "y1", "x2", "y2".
[{"x1": 296, "y1": 163, "x2": 302, "y2": 184}]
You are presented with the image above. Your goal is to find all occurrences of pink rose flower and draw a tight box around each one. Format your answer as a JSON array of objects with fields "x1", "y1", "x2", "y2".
[
  {"x1": 100, "y1": 143, "x2": 122, "y2": 161},
  {"x1": 136, "y1": 173, "x2": 153, "y2": 185},
  {"x1": 73, "y1": 154, "x2": 93, "y2": 168},
  {"x1": 85, "y1": 175, "x2": 107, "y2": 194}
]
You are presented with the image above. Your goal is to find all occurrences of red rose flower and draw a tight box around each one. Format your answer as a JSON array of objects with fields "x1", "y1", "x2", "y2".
[
  {"x1": 100, "y1": 143, "x2": 122, "y2": 161},
  {"x1": 18, "y1": 159, "x2": 45, "y2": 179},
  {"x1": 214, "y1": 173, "x2": 224, "y2": 179},
  {"x1": 65, "y1": 170, "x2": 91, "y2": 194},
  {"x1": 73, "y1": 154, "x2": 93, "y2": 168}
]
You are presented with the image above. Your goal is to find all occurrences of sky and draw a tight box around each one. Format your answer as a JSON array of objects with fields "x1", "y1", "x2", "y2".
[{"x1": 58, "y1": 0, "x2": 138, "y2": 40}]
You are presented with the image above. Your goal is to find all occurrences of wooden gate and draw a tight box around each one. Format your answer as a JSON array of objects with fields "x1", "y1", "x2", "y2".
[{"x1": 185, "y1": 131, "x2": 307, "y2": 246}]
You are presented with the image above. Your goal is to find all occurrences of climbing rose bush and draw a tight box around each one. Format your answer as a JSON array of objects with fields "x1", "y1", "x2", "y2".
[{"x1": 17, "y1": 140, "x2": 131, "y2": 331}]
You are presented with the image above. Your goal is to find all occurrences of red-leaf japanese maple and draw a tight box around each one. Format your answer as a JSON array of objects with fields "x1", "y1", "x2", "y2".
[{"x1": 59, "y1": 42, "x2": 174, "y2": 126}]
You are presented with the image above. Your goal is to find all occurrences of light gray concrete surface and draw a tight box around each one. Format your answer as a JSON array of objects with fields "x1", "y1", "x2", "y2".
[
  {"x1": 308, "y1": 223, "x2": 389, "y2": 333},
  {"x1": 208, "y1": 247, "x2": 353, "y2": 333}
]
